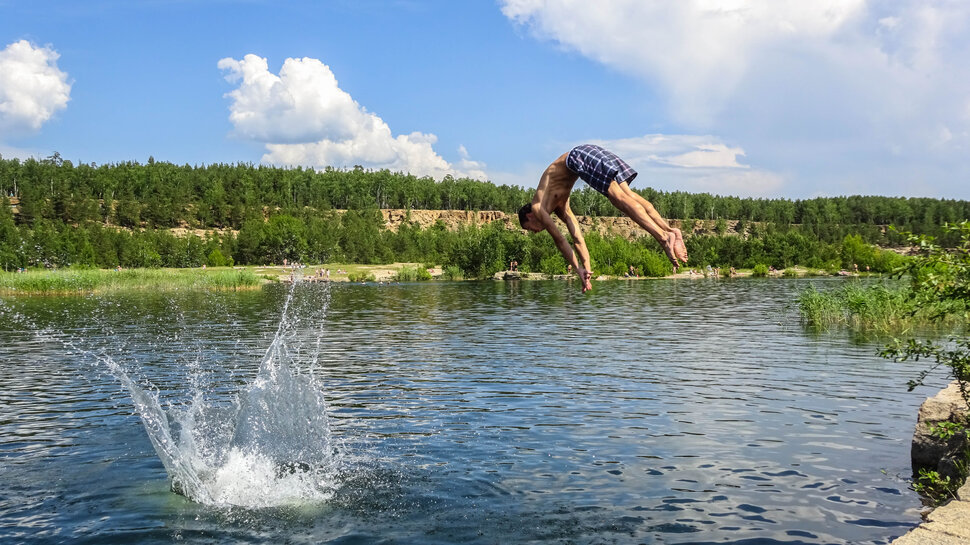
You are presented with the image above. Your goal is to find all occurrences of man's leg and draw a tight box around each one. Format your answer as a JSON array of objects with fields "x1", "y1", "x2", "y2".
[
  {"x1": 605, "y1": 182, "x2": 682, "y2": 267},
  {"x1": 620, "y1": 184, "x2": 688, "y2": 263}
]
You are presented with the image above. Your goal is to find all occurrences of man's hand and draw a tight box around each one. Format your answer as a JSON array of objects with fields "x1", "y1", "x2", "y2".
[{"x1": 578, "y1": 268, "x2": 593, "y2": 293}]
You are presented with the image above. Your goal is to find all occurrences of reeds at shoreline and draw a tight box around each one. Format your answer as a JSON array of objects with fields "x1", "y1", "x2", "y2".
[
  {"x1": 798, "y1": 282, "x2": 968, "y2": 334},
  {"x1": 0, "y1": 268, "x2": 263, "y2": 294}
]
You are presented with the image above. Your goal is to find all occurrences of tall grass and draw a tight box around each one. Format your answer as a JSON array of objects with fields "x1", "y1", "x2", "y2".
[
  {"x1": 798, "y1": 282, "x2": 968, "y2": 334},
  {"x1": 0, "y1": 268, "x2": 262, "y2": 294}
]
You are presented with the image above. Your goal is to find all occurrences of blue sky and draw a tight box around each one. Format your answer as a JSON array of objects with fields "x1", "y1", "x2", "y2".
[{"x1": 2, "y1": 0, "x2": 969, "y2": 200}]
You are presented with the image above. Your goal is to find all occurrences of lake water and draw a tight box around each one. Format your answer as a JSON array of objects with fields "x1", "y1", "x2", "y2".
[{"x1": 0, "y1": 278, "x2": 942, "y2": 544}]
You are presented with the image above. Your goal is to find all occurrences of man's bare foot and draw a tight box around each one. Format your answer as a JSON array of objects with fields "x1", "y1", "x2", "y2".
[
  {"x1": 661, "y1": 232, "x2": 681, "y2": 268},
  {"x1": 671, "y1": 228, "x2": 688, "y2": 263}
]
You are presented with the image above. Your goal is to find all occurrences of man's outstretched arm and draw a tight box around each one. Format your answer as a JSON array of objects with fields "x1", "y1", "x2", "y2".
[
  {"x1": 560, "y1": 206, "x2": 593, "y2": 292},
  {"x1": 533, "y1": 205, "x2": 589, "y2": 291}
]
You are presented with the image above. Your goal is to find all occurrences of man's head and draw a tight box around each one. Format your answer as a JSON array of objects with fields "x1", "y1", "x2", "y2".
[{"x1": 517, "y1": 203, "x2": 542, "y2": 232}]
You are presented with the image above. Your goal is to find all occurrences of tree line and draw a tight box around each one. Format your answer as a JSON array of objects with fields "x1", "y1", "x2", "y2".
[
  {"x1": 0, "y1": 200, "x2": 911, "y2": 278},
  {"x1": 3, "y1": 155, "x2": 969, "y2": 243},
  {"x1": 1, "y1": 154, "x2": 966, "y2": 276}
]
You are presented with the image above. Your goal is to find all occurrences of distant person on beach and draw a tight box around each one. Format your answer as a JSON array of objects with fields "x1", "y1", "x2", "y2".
[{"x1": 517, "y1": 144, "x2": 688, "y2": 292}]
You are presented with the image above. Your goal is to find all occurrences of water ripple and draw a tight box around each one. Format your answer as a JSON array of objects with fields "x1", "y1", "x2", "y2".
[{"x1": 0, "y1": 279, "x2": 936, "y2": 544}]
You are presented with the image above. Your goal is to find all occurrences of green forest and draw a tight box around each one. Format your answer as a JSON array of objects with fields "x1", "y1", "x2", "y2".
[{"x1": 2, "y1": 154, "x2": 969, "y2": 278}]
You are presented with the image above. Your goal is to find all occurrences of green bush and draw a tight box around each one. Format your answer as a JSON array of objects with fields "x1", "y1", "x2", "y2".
[
  {"x1": 441, "y1": 265, "x2": 463, "y2": 281},
  {"x1": 882, "y1": 222, "x2": 970, "y2": 412},
  {"x1": 446, "y1": 224, "x2": 509, "y2": 278},
  {"x1": 347, "y1": 272, "x2": 376, "y2": 282},
  {"x1": 394, "y1": 265, "x2": 432, "y2": 282},
  {"x1": 752, "y1": 264, "x2": 769, "y2": 277},
  {"x1": 913, "y1": 468, "x2": 961, "y2": 506},
  {"x1": 538, "y1": 254, "x2": 567, "y2": 275},
  {"x1": 715, "y1": 218, "x2": 728, "y2": 235},
  {"x1": 207, "y1": 248, "x2": 232, "y2": 267},
  {"x1": 641, "y1": 249, "x2": 673, "y2": 277},
  {"x1": 584, "y1": 232, "x2": 673, "y2": 277},
  {"x1": 840, "y1": 233, "x2": 908, "y2": 273}
]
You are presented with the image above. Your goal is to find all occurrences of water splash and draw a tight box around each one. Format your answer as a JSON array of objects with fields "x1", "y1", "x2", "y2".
[
  {"x1": 2, "y1": 278, "x2": 343, "y2": 508},
  {"x1": 164, "y1": 280, "x2": 340, "y2": 507}
]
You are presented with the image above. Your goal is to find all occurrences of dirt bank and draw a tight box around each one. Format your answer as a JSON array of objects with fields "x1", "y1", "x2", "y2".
[{"x1": 379, "y1": 209, "x2": 751, "y2": 240}]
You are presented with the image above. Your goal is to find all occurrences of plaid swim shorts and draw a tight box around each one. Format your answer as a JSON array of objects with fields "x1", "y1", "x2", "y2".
[{"x1": 565, "y1": 144, "x2": 638, "y2": 196}]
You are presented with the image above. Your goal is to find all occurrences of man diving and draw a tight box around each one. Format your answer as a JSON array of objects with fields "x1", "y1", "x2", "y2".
[{"x1": 517, "y1": 144, "x2": 688, "y2": 292}]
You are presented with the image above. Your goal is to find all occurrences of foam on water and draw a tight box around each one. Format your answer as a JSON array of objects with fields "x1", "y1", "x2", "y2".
[{"x1": 165, "y1": 279, "x2": 340, "y2": 507}]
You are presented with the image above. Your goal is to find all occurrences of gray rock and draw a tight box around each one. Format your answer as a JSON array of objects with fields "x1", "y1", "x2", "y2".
[{"x1": 912, "y1": 381, "x2": 969, "y2": 481}]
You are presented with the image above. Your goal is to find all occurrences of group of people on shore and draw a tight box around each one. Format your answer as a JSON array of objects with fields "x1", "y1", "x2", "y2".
[
  {"x1": 282, "y1": 258, "x2": 336, "y2": 283},
  {"x1": 684, "y1": 266, "x2": 741, "y2": 278},
  {"x1": 837, "y1": 263, "x2": 870, "y2": 276}
]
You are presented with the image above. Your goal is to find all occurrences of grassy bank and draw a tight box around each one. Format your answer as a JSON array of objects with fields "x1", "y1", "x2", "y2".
[
  {"x1": 798, "y1": 282, "x2": 969, "y2": 334},
  {"x1": 0, "y1": 263, "x2": 443, "y2": 293},
  {"x1": 0, "y1": 267, "x2": 263, "y2": 294}
]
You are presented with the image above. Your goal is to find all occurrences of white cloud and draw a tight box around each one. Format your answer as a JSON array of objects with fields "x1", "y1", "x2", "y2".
[
  {"x1": 0, "y1": 40, "x2": 71, "y2": 139},
  {"x1": 219, "y1": 54, "x2": 486, "y2": 180},
  {"x1": 502, "y1": 0, "x2": 866, "y2": 124},
  {"x1": 661, "y1": 145, "x2": 747, "y2": 169},
  {"x1": 454, "y1": 145, "x2": 488, "y2": 180},
  {"x1": 502, "y1": 1, "x2": 970, "y2": 197}
]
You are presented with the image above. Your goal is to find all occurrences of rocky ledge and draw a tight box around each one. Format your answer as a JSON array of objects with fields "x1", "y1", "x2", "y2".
[{"x1": 893, "y1": 381, "x2": 970, "y2": 544}]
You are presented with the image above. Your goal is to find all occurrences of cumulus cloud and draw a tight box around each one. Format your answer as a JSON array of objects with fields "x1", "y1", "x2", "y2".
[
  {"x1": 502, "y1": 1, "x2": 970, "y2": 197},
  {"x1": 219, "y1": 54, "x2": 486, "y2": 180},
  {"x1": 502, "y1": 0, "x2": 866, "y2": 124},
  {"x1": 0, "y1": 40, "x2": 71, "y2": 139}
]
